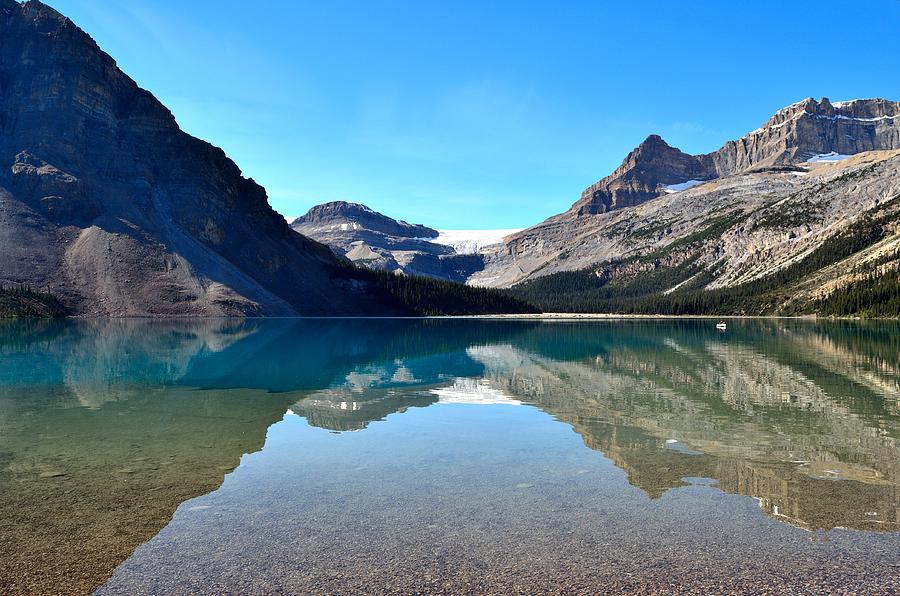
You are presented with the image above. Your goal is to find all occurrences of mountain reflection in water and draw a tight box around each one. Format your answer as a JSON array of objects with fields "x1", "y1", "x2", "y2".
[{"x1": 0, "y1": 318, "x2": 898, "y2": 593}]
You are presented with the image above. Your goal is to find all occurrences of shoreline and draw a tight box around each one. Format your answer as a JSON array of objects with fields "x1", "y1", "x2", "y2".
[
  {"x1": 3, "y1": 313, "x2": 895, "y2": 321},
  {"x1": 447, "y1": 313, "x2": 824, "y2": 320}
]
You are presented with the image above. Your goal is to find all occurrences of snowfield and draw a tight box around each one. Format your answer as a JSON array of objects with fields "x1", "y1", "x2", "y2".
[
  {"x1": 432, "y1": 228, "x2": 522, "y2": 254},
  {"x1": 663, "y1": 180, "x2": 706, "y2": 193},
  {"x1": 806, "y1": 152, "x2": 853, "y2": 163}
]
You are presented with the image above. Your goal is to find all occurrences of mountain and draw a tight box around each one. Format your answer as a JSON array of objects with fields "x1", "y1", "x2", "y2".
[
  {"x1": 291, "y1": 201, "x2": 491, "y2": 282},
  {"x1": 0, "y1": 1, "x2": 535, "y2": 317},
  {"x1": 571, "y1": 134, "x2": 716, "y2": 216},
  {"x1": 704, "y1": 97, "x2": 900, "y2": 174},
  {"x1": 470, "y1": 98, "x2": 900, "y2": 315},
  {"x1": 0, "y1": 0, "x2": 387, "y2": 315},
  {"x1": 569, "y1": 97, "x2": 900, "y2": 217},
  {"x1": 294, "y1": 201, "x2": 439, "y2": 239},
  {"x1": 504, "y1": 150, "x2": 900, "y2": 314}
]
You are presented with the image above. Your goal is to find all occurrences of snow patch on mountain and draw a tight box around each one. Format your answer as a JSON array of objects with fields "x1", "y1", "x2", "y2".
[
  {"x1": 663, "y1": 180, "x2": 706, "y2": 193},
  {"x1": 432, "y1": 229, "x2": 522, "y2": 254},
  {"x1": 806, "y1": 152, "x2": 853, "y2": 163}
]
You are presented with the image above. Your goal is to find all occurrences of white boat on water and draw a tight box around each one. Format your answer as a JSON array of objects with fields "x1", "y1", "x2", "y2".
[{"x1": 716, "y1": 322, "x2": 727, "y2": 331}]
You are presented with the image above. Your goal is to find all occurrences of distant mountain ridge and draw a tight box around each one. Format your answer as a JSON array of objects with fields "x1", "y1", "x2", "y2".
[
  {"x1": 291, "y1": 201, "x2": 490, "y2": 282},
  {"x1": 294, "y1": 96, "x2": 900, "y2": 316},
  {"x1": 294, "y1": 201, "x2": 439, "y2": 239},
  {"x1": 456, "y1": 96, "x2": 900, "y2": 316},
  {"x1": 570, "y1": 97, "x2": 900, "y2": 216}
]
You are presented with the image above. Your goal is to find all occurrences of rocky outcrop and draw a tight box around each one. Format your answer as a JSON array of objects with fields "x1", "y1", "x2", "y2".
[
  {"x1": 571, "y1": 135, "x2": 715, "y2": 216},
  {"x1": 703, "y1": 97, "x2": 900, "y2": 174},
  {"x1": 292, "y1": 201, "x2": 485, "y2": 282},
  {"x1": 0, "y1": 0, "x2": 402, "y2": 316}
]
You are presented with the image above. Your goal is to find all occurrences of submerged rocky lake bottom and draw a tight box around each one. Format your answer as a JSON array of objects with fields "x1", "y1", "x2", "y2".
[{"x1": 1, "y1": 318, "x2": 899, "y2": 594}]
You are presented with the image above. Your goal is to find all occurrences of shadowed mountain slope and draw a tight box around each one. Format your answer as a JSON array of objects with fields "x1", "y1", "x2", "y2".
[{"x1": 0, "y1": 1, "x2": 408, "y2": 316}]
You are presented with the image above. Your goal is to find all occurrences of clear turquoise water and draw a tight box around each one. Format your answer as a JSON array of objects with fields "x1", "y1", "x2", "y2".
[{"x1": 2, "y1": 319, "x2": 899, "y2": 594}]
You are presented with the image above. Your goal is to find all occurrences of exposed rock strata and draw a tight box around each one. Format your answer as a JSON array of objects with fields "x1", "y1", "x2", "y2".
[
  {"x1": 473, "y1": 129, "x2": 900, "y2": 291},
  {"x1": 571, "y1": 97, "x2": 900, "y2": 218}
]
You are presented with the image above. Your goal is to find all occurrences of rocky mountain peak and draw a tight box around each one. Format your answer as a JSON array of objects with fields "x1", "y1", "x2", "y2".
[
  {"x1": 293, "y1": 201, "x2": 438, "y2": 239},
  {"x1": 564, "y1": 97, "x2": 900, "y2": 219},
  {"x1": 634, "y1": 133, "x2": 668, "y2": 151},
  {"x1": 569, "y1": 134, "x2": 713, "y2": 217},
  {"x1": 621, "y1": 135, "x2": 704, "y2": 176},
  {"x1": 18, "y1": 0, "x2": 63, "y2": 18},
  {"x1": 291, "y1": 202, "x2": 489, "y2": 283}
]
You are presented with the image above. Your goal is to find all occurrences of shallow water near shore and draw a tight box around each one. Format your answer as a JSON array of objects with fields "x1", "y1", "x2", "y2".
[{"x1": 1, "y1": 318, "x2": 899, "y2": 594}]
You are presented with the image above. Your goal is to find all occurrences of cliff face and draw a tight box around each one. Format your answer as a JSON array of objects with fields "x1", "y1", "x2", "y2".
[
  {"x1": 0, "y1": 0, "x2": 393, "y2": 316},
  {"x1": 703, "y1": 97, "x2": 900, "y2": 175}
]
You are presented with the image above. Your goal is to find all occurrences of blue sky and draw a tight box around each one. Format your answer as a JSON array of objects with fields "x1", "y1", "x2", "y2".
[{"x1": 49, "y1": 0, "x2": 900, "y2": 228}]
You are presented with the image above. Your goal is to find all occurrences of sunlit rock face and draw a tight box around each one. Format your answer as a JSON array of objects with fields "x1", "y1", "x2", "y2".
[
  {"x1": 565, "y1": 98, "x2": 900, "y2": 219},
  {"x1": 473, "y1": 98, "x2": 900, "y2": 290},
  {"x1": 571, "y1": 134, "x2": 717, "y2": 217},
  {"x1": 704, "y1": 97, "x2": 900, "y2": 175},
  {"x1": 293, "y1": 201, "x2": 440, "y2": 240}
]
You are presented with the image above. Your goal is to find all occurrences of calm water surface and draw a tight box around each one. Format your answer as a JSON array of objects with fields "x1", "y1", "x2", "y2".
[{"x1": 1, "y1": 319, "x2": 899, "y2": 594}]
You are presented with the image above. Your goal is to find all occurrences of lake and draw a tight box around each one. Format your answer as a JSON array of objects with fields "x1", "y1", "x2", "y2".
[{"x1": 1, "y1": 318, "x2": 898, "y2": 594}]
